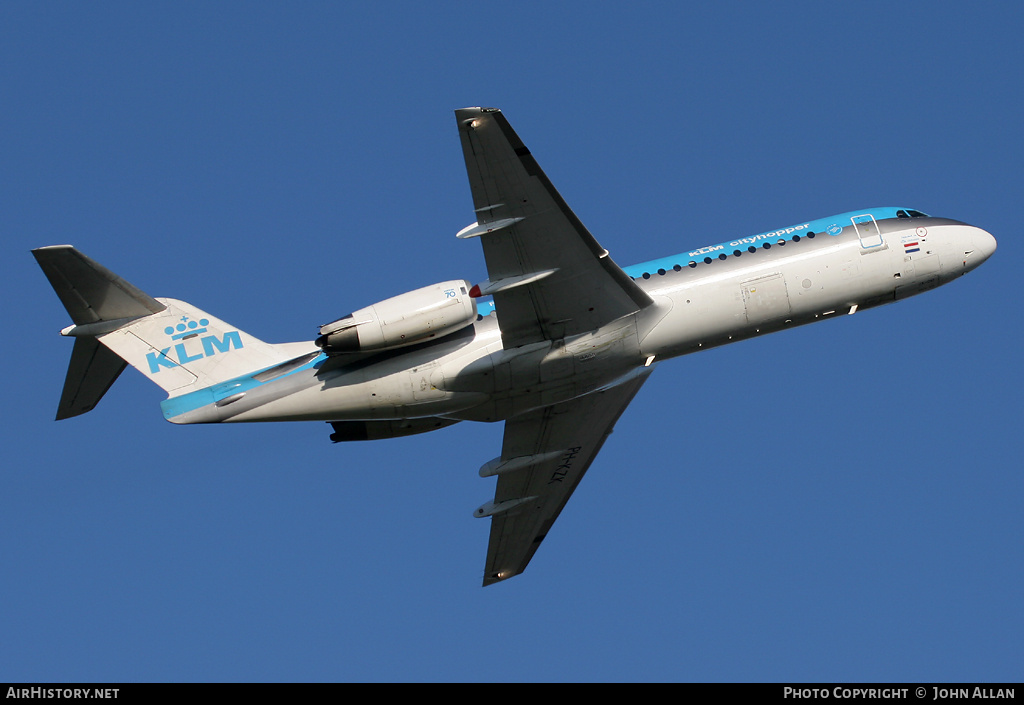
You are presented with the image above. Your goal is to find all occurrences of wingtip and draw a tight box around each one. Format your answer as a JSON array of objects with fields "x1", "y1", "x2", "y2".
[
  {"x1": 482, "y1": 568, "x2": 519, "y2": 587},
  {"x1": 455, "y1": 106, "x2": 502, "y2": 123},
  {"x1": 31, "y1": 245, "x2": 76, "y2": 257}
]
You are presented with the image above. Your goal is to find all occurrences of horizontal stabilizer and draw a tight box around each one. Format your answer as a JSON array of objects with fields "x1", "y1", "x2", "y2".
[
  {"x1": 57, "y1": 337, "x2": 128, "y2": 420},
  {"x1": 32, "y1": 245, "x2": 165, "y2": 325}
]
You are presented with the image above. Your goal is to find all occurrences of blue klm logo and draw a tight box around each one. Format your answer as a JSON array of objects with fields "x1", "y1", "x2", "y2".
[{"x1": 146, "y1": 316, "x2": 244, "y2": 373}]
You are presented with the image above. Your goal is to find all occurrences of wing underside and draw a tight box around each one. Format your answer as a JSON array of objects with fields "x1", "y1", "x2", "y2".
[
  {"x1": 455, "y1": 107, "x2": 652, "y2": 349},
  {"x1": 479, "y1": 369, "x2": 651, "y2": 586}
]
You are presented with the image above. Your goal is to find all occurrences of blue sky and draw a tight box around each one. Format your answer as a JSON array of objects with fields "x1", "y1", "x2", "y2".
[{"x1": 1, "y1": 2, "x2": 1021, "y2": 682}]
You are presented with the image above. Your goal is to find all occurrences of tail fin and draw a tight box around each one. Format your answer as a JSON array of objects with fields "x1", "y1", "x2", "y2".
[{"x1": 34, "y1": 246, "x2": 306, "y2": 418}]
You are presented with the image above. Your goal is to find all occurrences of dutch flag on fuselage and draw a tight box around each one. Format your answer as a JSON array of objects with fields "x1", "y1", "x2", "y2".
[{"x1": 901, "y1": 229, "x2": 926, "y2": 254}]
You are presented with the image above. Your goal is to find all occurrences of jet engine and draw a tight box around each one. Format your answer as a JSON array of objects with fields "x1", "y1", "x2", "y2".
[{"x1": 316, "y1": 280, "x2": 477, "y2": 353}]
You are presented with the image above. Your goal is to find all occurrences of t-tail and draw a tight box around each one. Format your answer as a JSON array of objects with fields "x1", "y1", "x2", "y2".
[{"x1": 33, "y1": 245, "x2": 312, "y2": 420}]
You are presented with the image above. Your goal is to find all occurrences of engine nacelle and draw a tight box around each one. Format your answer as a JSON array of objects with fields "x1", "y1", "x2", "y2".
[{"x1": 317, "y1": 280, "x2": 477, "y2": 353}]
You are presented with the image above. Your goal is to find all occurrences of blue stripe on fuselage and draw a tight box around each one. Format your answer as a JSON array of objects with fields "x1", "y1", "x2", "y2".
[
  {"x1": 622, "y1": 207, "x2": 908, "y2": 278},
  {"x1": 160, "y1": 352, "x2": 328, "y2": 420}
]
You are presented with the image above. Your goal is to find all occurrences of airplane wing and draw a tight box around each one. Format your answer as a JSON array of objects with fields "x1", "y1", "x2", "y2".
[
  {"x1": 455, "y1": 107, "x2": 653, "y2": 349},
  {"x1": 476, "y1": 368, "x2": 651, "y2": 586}
]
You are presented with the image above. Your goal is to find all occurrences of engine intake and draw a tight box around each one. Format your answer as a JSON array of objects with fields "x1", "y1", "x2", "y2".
[{"x1": 317, "y1": 280, "x2": 477, "y2": 353}]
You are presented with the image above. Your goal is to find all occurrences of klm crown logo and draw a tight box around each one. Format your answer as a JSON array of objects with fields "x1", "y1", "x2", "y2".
[
  {"x1": 165, "y1": 317, "x2": 209, "y2": 339},
  {"x1": 146, "y1": 316, "x2": 244, "y2": 373}
]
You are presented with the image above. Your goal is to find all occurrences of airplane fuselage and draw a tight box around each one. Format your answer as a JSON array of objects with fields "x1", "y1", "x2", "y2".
[{"x1": 158, "y1": 208, "x2": 995, "y2": 431}]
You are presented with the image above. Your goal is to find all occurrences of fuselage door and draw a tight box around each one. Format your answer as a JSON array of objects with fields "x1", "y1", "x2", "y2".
[
  {"x1": 741, "y1": 273, "x2": 791, "y2": 324},
  {"x1": 852, "y1": 213, "x2": 885, "y2": 250}
]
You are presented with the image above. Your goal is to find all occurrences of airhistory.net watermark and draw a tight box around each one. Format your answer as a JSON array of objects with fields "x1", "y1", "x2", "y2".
[{"x1": 6, "y1": 689, "x2": 118, "y2": 699}]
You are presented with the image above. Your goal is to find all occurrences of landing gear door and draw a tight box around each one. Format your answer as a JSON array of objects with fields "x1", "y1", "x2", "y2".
[{"x1": 852, "y1": 213, "x2": 885, "y2": 251}]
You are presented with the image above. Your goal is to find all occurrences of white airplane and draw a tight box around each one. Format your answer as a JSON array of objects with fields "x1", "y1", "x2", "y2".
[{"x1": 34, "y1": 107, "x2": 997, "y2": 586}]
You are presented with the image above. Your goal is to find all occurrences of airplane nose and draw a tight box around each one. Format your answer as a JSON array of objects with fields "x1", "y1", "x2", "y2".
[{"x1": 971, "y1": 227, "x2": 997, "y2": 264}]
